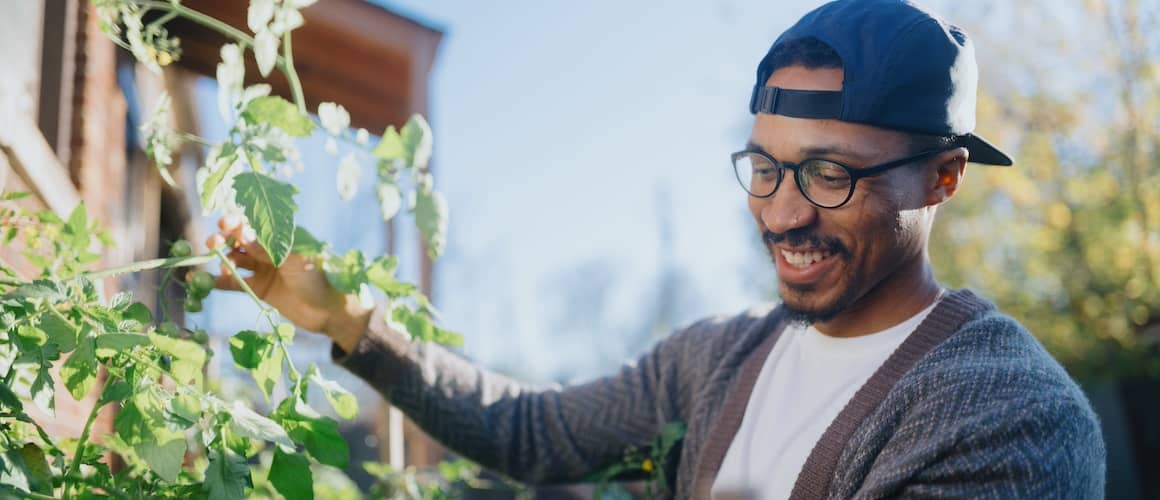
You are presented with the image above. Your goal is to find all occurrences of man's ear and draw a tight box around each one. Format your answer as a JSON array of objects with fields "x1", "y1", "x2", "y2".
[{"x1": 926, "y1": 147, "x2": 968, "y2": 206}]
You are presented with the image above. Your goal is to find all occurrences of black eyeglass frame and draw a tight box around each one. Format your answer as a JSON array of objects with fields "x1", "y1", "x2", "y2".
[{"x1": 730, "y1": 148, "x2": 949, "y2": 209}]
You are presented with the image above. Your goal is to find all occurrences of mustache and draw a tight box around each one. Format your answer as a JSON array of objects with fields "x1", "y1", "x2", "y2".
[{"x1": 763, "y1": 229, "x2": 848, "y2": 255}]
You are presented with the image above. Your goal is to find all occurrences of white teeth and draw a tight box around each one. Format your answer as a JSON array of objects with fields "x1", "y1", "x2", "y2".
[{"x1": 780, "y1": 249, "x2": 832, "y2": 268}]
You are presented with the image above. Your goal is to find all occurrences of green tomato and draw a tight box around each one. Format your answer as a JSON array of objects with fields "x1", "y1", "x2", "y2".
[
  {"x1": 191, "y1": 329, "x2": 210, "y2": 345},
  {"x1": 157, "y1": 322, "x2": 180, "y2": 337},
  {"x1": 189, "y1": 271, "x2": 216, "y2": 299},
  {"x1": 169, "y1": 239, "x2": 193, "y2": 258},
  {"x1": 183, "y1": 295, "x2": 203, "y2": 313}
]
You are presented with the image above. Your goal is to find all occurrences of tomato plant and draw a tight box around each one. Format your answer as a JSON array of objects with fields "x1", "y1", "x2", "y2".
[{"x1": 0, "y1": 1, "x2": 458, "y2": 498}]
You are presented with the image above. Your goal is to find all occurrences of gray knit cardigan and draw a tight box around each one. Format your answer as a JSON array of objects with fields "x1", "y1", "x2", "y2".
[{"x1": 335, "y1": 289, "x2": 1106, "y2": 499}]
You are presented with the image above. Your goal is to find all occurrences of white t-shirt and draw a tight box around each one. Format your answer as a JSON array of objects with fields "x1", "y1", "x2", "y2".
[{"x1": 711, "y1": 301, "x2": 938, "y2": 500}]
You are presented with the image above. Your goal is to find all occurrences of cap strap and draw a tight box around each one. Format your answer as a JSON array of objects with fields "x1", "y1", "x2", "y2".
[{"x1": 749, "y1": 86, "x2": 843, "y2": 119}]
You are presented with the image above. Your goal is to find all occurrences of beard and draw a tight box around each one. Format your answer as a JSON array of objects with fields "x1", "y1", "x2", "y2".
[{"x1": 763, "y1": 228, "x2": 857, "y2": 325}]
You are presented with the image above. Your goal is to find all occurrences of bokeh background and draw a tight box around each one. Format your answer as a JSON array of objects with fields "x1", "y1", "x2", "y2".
[{"x1": 2, "y1": 0, "x2": 1155, "y2": 497}]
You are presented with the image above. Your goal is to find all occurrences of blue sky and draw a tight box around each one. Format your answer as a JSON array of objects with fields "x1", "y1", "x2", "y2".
[{"x1": 366, "y1": 0, "x2": 832, "y2": 381}]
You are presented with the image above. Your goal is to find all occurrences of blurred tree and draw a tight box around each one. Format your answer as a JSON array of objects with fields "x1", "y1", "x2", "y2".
[{"x1": 930, "y1": 0, "x2": 1159, "y2": 381}]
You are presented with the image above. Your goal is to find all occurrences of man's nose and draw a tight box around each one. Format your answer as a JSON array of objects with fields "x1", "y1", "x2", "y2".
[{"x1": 760, "y1": 173, "x2": 818, "y2": 233}]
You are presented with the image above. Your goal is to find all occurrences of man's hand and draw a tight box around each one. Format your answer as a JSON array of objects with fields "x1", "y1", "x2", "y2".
[{"x1": 207, "y1": 215, "x2": 372, "y2": 352}]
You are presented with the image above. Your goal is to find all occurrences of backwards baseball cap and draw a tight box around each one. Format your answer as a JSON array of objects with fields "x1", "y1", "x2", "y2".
[{"x1": 750, "y1": 0, "x2": 1012, "y2": 166}]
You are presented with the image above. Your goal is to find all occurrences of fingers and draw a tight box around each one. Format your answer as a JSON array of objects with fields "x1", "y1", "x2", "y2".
[{"x1": 211, "y1": 215, "x2": 272, "y2": 264}]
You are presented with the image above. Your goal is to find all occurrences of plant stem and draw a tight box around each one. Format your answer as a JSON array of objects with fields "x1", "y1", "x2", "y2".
[
  {"x1": 60, "y1": 400, "x2": 105, "y2": 500},
  {"x1": 126, "y1": 0, "x2": 308, "y2": 114},
  {"x1": 281, "y1": 31, "x2": 307, "y2": 114},
  {"x1": 76, "y1": 254, "x2": 214, "y2": 281}
]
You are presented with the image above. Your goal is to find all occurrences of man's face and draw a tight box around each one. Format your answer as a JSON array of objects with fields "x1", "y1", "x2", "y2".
[{"x1": 747, "y1": 66, "x2": 934, "y2": 323}]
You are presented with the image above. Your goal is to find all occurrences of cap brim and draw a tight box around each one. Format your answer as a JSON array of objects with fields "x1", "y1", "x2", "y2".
[{"x1": 962, "y1": 133, "x2": 1013, "y2": 166}]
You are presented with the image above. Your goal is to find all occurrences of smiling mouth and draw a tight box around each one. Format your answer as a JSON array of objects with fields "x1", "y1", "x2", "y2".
[{"x1": 779, "y1": 249, "x2": 835, "y2": 269}]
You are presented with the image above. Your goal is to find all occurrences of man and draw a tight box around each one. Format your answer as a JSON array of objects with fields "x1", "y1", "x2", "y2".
[{"x1": 213, "y1": 0, "x2": 1106, "y2": 498}]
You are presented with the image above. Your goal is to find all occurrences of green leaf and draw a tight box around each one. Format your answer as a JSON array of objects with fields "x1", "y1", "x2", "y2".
[
  {"x1": 276, "y1": 323, "x2": 296, "y2": 344},
  {"x1": 269, "y1": 448, "x2": 313, "y2": 500},
  {"x1": 115, "y1": 388, "x2": 187, "y2": 483},
  {"x1": 98, "y1": 379, "x2": 132, "y2": 405},
  {"x1": 309, "y1": 368, "x2": 358, "y2": 420},
  {"x1": 169, "y1": 394, "x2": 202, "y2": 426},
  {"x1": 123, "y1": 302, "x2": 153, "y2": 325},
  {"x1": 0, "y1": 383, "x2": 23, "y2": 412},
  {"x1": 372, "y1": 115, "x2": 433, "y2": 170},
  {"x1": 371, "y1": 126, "x2": 404, "y2": 162},
  {"x1": 391, "y1": 306, "x2": 463, "y2": 347},
  {"x1": 60, "y1": 334, "x2": 97, "y2": 400},
  {"x1": 243, "y1": 96, "x2": 314, "y2": 137},
  {"x1": 149, "y1": 332, "x2": 207, "y2": 388},
  {"x1": 228, "y1": 331, "x2": 282, "y2": 400},
  {"x1": 14, "y1": 325, "x2": 47, "y2": 350},
  {"x1": 229, "y1": 330, "x2": 267, "y2": 369},
  {"x1": 95, "y1": 333, "x2": 150, "y2": 358},
  {"x1": 63, "y1": 203, "x2": 90, "y2": 250},
  {"x1": 413, "y1": 187, "x2": 448, "y2": 259},
  {"x1": 234, "y1": 172, "x2": 298, "y2": 267},
  {"x1": 17, "y1": 444, "x2": 52, "y2": 495},
  {"x1": 275, "y1": 401, "x2": 349, "y2": 468},
  {"x1": 1, "y1": 191, "x2": 31, "y2": 201},
  {"x1": 291, "y1": 226, "x2": 325, "y2": 257},
  {"x1": 227, "y1": 401, "x2": 294, "y2": 450},
  {"x1": 322, "y1": 250, "x2": 365, "y2": 294},
  {"x1": 204, "y1": 448, "x2": 250, "y2": 500},
  {"x1": 39, "y1": 311, "x2": 77, "y2": 352},
  {"x1": 400, "y1": 114, "x2": 433, "y2": 170}
]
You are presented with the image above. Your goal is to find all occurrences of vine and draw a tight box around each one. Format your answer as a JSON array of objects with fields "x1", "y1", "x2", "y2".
[{"x1": 1, "y1": 0, "x2": 455, "y2": 498}]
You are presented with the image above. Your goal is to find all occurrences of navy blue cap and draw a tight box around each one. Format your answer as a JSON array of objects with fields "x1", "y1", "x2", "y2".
[{"x1": 750, "y1": 0, "x2": 1012, "y2": 166}]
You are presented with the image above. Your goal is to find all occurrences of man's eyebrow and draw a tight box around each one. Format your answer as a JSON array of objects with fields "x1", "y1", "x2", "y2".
[
  {"x1": 800, "y1": 144, "x2": 870, "y2": 162},
  {"x1": 744, "y1": 140, "x2": 763, "y2": 151}
]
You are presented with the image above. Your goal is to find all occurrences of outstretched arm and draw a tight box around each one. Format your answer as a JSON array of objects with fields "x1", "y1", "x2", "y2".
[{"x1": 209, "y1": 215, "x2": 695, "y2": 483}]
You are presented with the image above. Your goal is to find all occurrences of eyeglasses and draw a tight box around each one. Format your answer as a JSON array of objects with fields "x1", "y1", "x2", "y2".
[{"x1": 731, "y1": 148, "x2": 946, "y2": 208}]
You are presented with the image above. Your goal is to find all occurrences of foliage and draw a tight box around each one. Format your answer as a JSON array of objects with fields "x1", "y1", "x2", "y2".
[
  {"x1": 929, "y1": 0, "x2": 1159, "y2": 381},
  {"x1": 588, "y1": 421, "x2": 687, "y2": 499},
  {"x1": 1, "y1": 1, "x2": 460, "y2": 498}
]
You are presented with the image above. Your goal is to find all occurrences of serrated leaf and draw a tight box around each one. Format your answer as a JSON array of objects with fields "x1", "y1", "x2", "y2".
[
  {"x1": 310, "y1": 371, "x2": 357, "y2": 420},
  {"x1": 60, "y1": 334, "x2": 97, "y2": 400},
  {"x1": 291, "y1": 226, "x2": 325, "y2": 257},
  {"x1": 228, "y1": 331, "x2": 282, "y2": 401},
  {"x1": 274, "y1": 401, "x2": 349, "y2": 468},
  {"x1": 234, "y1": 172, "x2": 298, "y2": 267},
  {"x1": 149, "y1": 332, "x2": 206, "y2": 388},
  {"x1": 39, "y1": 311, "x2": 77, "y2": 352},
  {"x1": 269, "y1": 447, "x2": 313, "y2": 500},
  {"x1": 243, "y1": 96, "x2": 313, "y2": 137},
  {"x1": 123, "y1": 302, "x2": 153, "y2": 326},
  {"x1": 95, "y1": 333, "x2": 150, "y2": 358},
  {"x1": 205, "y1": 448, "x2": 249, "y2": 500},
  {"x1": 98, "y1": 379, "x2": 132, "y2": 405},
  {"x1": 322, "y1": 250, "x2": 365, "y2": 294},
  {"x1": 228, "y1": 401, "x2": 294, "y2": 449},
  {"x1": 115, "y1": 388, "x2": 187, "y2": 483},
  {"x1": 0, "y1": 383, "x2": 23, "y2": 412},
  {"x1": 63, "y1": 203, "x2": 90, "y2": 250},
  {"x1": 413, "y1": 187, "x2": 448, "y2": 259},
  {"x1": 169, "y1": 394, "x2": 202, "y2": 426}
]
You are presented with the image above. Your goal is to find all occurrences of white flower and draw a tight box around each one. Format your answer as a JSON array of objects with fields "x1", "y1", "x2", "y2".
[
  {"x1": 140, "y1": 93, "x2": 177, "y2": 167},
  {"x1": 356, "y1": 128, "x2": 370, "y2": 145},
  {"x1": 337, "y1": 153, "x2": 360, "y2": 201},
  {"x1": 216, "y1": 44, "x2": 245, "y2": 122},
  {"x1": 376, "y1": 182, "x2": 402, "y2": 221},
  {"x1": 270, "y1": 7, "x2": 305, "y2": 36},
  {"x1": 254, "y1": 28, "x2": 279, "y2": 78},
  {"x1": 247, "y1": 0, "x2": 276, "y2": 34},
  {"x1": 197, "y1": 145, "x2": 245, "y2": 216},
  {"x1": 318, "y1": 102, "x2": 350, "y2": 136}
]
